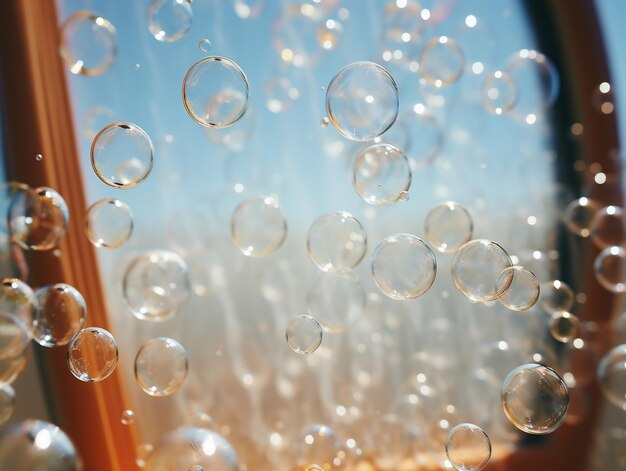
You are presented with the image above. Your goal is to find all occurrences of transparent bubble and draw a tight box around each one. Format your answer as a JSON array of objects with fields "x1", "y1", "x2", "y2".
[
  {"x1": 590, "y1": 206, "x2": 626, "y2": 249},
  {"x1": 419, "y1": 36, "x2": 464, "y2": 88},
  {"x1": 146, "y1": 427, "x2": 239, "y2": 470},
  {"x1": 481, "y1": 71, "x2": 517, "y2": 115},
  {"x1": 540, "y1": 279, "x2": 575, "y2": 314},
  {"x1": 0, "y1": 385, "x2": 15, "y2": 426},
  {"x1": 60, "y1": 11, "x2": 117, "y2": 76},
  {"x1": 496, "y1": 266, "x2": 540, "y2": 312},
  {"x1": 123, "y1": 250, "x2": 191, "y2": 321},
  {"x1": 0, "y1": 313, "x2": 30, "y2": 361},
  {"x1": 0, "y1": 278, "x2": 36, "y2": 334},
  {"x1": 320, "y1": 117, "x2": 329, "y2": 128},
  {"x1": 8, "y1": 186, "x2": 69, "y2": 251},
  {"x1": 371, "y1": 234, "x2": 437, "y2": 300},
  {"x1": 380, "y1": 0, "x2": 424, "y2": 70},
  {"x1": 183, "y1": 56, "x2": 250, "y2": 128},
  {"x1": 549, "y1": 311, "x2": 580, "y2": 343},
  {"x1": 445, "y1": 423, "x2": 491, "y2": 471},
  {"x1": 404, "y1": 106, "x2": 443, "y2": 167},
  {"x1": 67, "y1": 327, "x2": 118, "y2": 382},
  {"x1": 564, "y1": 197, "x2": 600, "y2": 237},
  {"x1": 121, "y1": 409, "x2": 135, "y2": 425},
  {"x1": 597, "y1": 344, "x2": 626, "y2": 410},
  {"x1": 136, "y1": 443, "x2": 154, "y2": 469},
  {"x1": 147, "y1": 0, "x2": 193, "y2": 43},
  {"x1": 234, "y1": 0, "x2": 265, "y2": 19},
  {"x1": 33, "y1": 284, "x2": 86, "y2": 348},
  {"x1": 501, "y1": 363, "x2": 569, "y2": 435},
  {"x1": 91, "y1": 123, "x2": 154, "y2": 189},
  {"x1": 264, "y1": 77, "x2": 299, "y2": 113},
  {"x1": 198, "y1": 38, "x2": 212, "y2": 53},
  {"x1": 286, "y1": 315, "x2": 323, "y2": 354},
  {"x1": 84, "y1": 199, "x2": 133, "y2": 248},
  {"x1": 231, "y1": 197, "x2": 287, "y2": 257},
  {"x1": 326, "y1": 62, "x2": 399, "y2": 141},
  {"x1": 352, "y1": 144, "x2": 411, "y2": 205},
  {"x1": 306, "y1": 212, "x2": 367, "y2": 272},
  {"x1": 594, "y1": 246, "x2": 626, "y2": 293},
  {"x1": 0, "y1": 420, "x2": 82, "y2": 470},
  {"x1": 452, "y1": 240, "x2": 512, "y2": 303},
  {"x1": 135, "y1": 337, "x2": 188, "y2": 397},
  {"x1": 307, "y1": 271, "x2": 365, "y2": 332},
  {"x1": 296, "y1": 424, "x2": 341, "y2": 469},
  {"x1": 35, "y1": 153, "x2": 43, "y2": 162},
  {"x1": 424, "y1": 202, "x2": 473, "y2": 253},
  {"x1": 317, "y1": 19, "x2": 343, "y2": 51},
  {"x1": 592, "y1": 82, "x2": 615, "y2": 115}
]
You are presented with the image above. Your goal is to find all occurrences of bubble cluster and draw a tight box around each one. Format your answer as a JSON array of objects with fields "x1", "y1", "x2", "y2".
[
  {"x1": 33, "y1": 284, "x2": 87, "y2": 348},
  {"x1": 597, "y1": 344, "x2": 626, "y2": 410},
  {"x1": 496, "y1": 266, "x2": 540, "y2": 311},
  {"x1": 549, "y1": 311, "x2": 580, "y2": 343},
  {"x1": 594, "y1": 246, "x2": 626, "y2": 293},
  {"x1": 424, "y1": 202, "x2": 473, "y2": 253},
  {"x1": 419, "y1": 36, "x2": 464, "y2": 88},
  {"x1": 231, "y1": 197, "x2": 287, "y2": 257},
  {"x1": 285, "y1": 315, "x2": 323, "y2": 354},
  {"x1": 147, "y1": 0, "x2": 193, "y2": 43},
  {"x1": 84, "y1": 199, "x2": 133, "y2": 248},
  {"x1": 352, "y1": 144, "x2": 411, "y2": 205},
  {"x1": 307, "y1": 271, "x2": 366, "y2": 332},
  {"x1": 67, "y1": 327, "x2": 118, "y2": 382},
  {"x1": 445, "y1": 423, "x2": 491, "y2": 471},
  {"x1": 134, "y1": 337, "x2": 188, "y2": 397}
]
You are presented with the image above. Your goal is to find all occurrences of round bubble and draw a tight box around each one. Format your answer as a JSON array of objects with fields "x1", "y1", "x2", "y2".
[
  {"x1": 371, "y1": 234, "x2": 437, "y2": 300},
  {"x1": 594, "y1": 246, "x2": 626, "y2": 293},
  {"x1": 84, "y1": 199, "x2": 133, "y2": 248},
  {"x1": 306, "y1": 212, "x2": 367, "y2": 272},
  {"x1": 285, "y1": 315, "x2": 323, "y2": 354},
  {"x1": 67, "y1": 327, "x2": 118, "y2": 382},
  {"x1": 445, "y1": 423, "x2": 491, "y2": 471},
  {"x1": 83, "y1": 106, "x2": 118, "y2": 141},
  {"x1": 8, "y1": 186, "x2": 69, "y2": 251},
  {"x1": 33, "y1": 284, "x2": 86, "y2": 348},
  {"x1": 597, "y1": 344, "x2": 626, "y2": 410},
  {"x1": 135, "y1": 337, "x2": 188, "y2": 397},
  {"x1": 234, "y1": 0, "x2": 265, "y2": 19},
  {"x1": 183, "y1": 56, "x2": 250, "y2": 128},
  {"x1": 452, "y1": 240, "x2": 512, "y2": 303},
  {"x1": 540, "y1": 279, "x2": 575, "y2": 314},
  {"x1": 352, "y1": 144, "x2": 411, "y2": 205},
  {"x1": 146, "y1": 427, "x2": 239, "y2": 470},
  {"x1": 121, "y1": 409, "x2": 135, "y2": 425},
  {"x1": 60, "y1": 11, "x2": 117, "y2": 76},
  {"x1": 147, "y1": 0, "x2": 193, "y2": 42},
  {"x1": 0, "y1": 313, "x2": 30, "y2": 360},
  {"x1": 564, "y1": 197, "x2": 599, "y2": 237},
  {"x1": 481, "y1": 71, "x2": 517, "y2": 115},
  {"x1": 296, "y1": 424, "x2": 341, "y2": 469},
  {"x1": 549, "y1": 311, "x2": 580, "y2": 343},
  {"x1": 0, "y1": 355, "x2": 27, "y2": 387},
  {"x1": 590, "y1": 205, "x2": 626, "y2": 249},
  {"x1": 317, "y1": 19, "x2": 343, "y2": 51},
  {"x1": 326, "y1": 61, "x2": 399, "y2": 141},
  {"x1": 264, "y1": 77, "x2": 300, "y2": 113},
  {"x1": 123, "y1": 250, "x2": 191, "y2": 322},
  {"x1": 501, "y1": 363, "x2": 569, "y2": 434},
  {"x1": 0, "y1": 385, "x2": 15, "y2": 426},
  {"x1": 424, "y1": 201, "x2": 473, "y2": 253},
  {"x1": 419, "y1": 36, "x2": 464, "y2": 88},
  {"x1": 231, "y1": 197, "x2": 287, "y2": 257},
  {"x1": 307, "y1": 271, "x2": 365, "y2": 332},
  {"x1": 592, "y1": 81, "x2": 615, "y2": 115},
  {"x1": 0, "y1": 420, "x2": 82, "y2": 470},
  {"x1": 198, "y1": 38, "x2": 212, "y2": 53},
  {"x1": 496, "y1": 266, "x2": 540, "y2": 312}
]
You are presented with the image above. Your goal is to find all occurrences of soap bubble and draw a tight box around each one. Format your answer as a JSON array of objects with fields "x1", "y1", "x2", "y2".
[
  {"x1": 60, "y1": 11, "x2": 117, "y2": 76},
  {"x1": 549, "y1": 311, "x2": 580, "y2": 343},
  {"x1": 231, "y1": 197, "x2": 287, "y2": 257},
  {"x1": 67, "y1": 327, "x2": 118, "y2": 382},
  {"x1": 135, "y1": 337, "x2": 188, "y2": 397},
  {"x1": 189, "y1": 466, "x2": 204, "y2": 471},
  {"x1": 501, "y1": 363, "x2": 569, "y2": 435},
  {"x1": 592, "y1": 81, "x2": 615, "y2": 114},
  {"x1": 0, "y1": 420, "x2": 82, "y2": 470},
  {"x1": 380, "y1": 0, "x2": 424, "y2": 70},
  {"x1": 145, "y1": 427, "x2": 239, "y2": 470},
  {"x1": 481, "y1": 71, "x2": 517, "y2": 115},
  {"x1": 198, "y1": 38, "x2": 212, "y2": 53},
  {"x1": 424, "y1": 202, "x2": 473, "y2": 253},
  {"x1": 91, "y1": 123, "x2": 154, "y2": 189},
  {"x1": 371, "y1": 234, "x2": 437, "y2": 300},
  {"x1": 8, "y1": 186, "x2": 69, "y2": 251},
  {"x1": 540, "y1": 279, "x2": 575, "y2": 314},
  {"x1": 590, "y1": 205, "x2": 626, "y2": 249},
  {"x1": 272, "y1": 6, "x2": 320, "y2": 68},
  {"x1": 295, "y1": 424, "x2": 341, "y2": 469},
  {"x1": 264, "y1": 77, "x2": 300, "y2": 113},
  {"x1": 326, "y1": 62, "x2": 399, "y2": 141},
  {"x1": 352, "y1": 144, "x2": 411, "y2": 205},
  {"x1": 182, "y1": 56, "x2": 250, "y2": 128},
  {"x1": 136, "y1": 443, "x2": 154, "y2": 468},
  {"x1": 121, "y1": 409, "x2": 135, "y2": 425},
  {"x1": 286, "y1": 315, "x2": 323, "y2": 354},
  {"x1": 147, "y1": 0, "x2": 193, "y2": 43},
  {"x1": 0, "y1": 385, "x2": 15, "y2": 426},
  {"x1": 597, "y1": 344, "x2": 626, "y2": 410},
  {"x1": 419, "y1": 36, "x2": 464, "y2": 88},
  {"x1": 452, "y1": 240, "x2": 512, "y2": 303},
  {"x1": 0, "y1": 278, "x2": 36, "y2": 333},
  {"x1": 564, "y1": 197, "x2": 599, "y2": 237},
  {"x1": 84, "y1": 199, "x2": 133, "y2": 248},
  {"x1": 594, "y1": 246, "x2": 626, "y2": 293},
  {"x1": 306, "y1": 212, "x2": 367, "y2": 272},
  {"x1": 317, "y1": 19, "x2": 343, "y2": 51},
  {"x1": 0, "y1": 313, "x2": 30, "y2": 360},
  {"x1": 0, "y1": 355, "x2": 26, "y2": 387},
  {"x1": 445, "y1": 423, "x2": 491, "y2": 471},
  {"x1": 234, "y1": 0, "x2": 265, "y2": 19},
  {"x1": 83, "y1": 106, "x2": 118, "y2": 141},
  {"x1": 33, "y1": 284, "x2": 86, "y2": 348},
  {"x1": 123, "y1": 250, "x2": 191, "y2": 322},
  {"x1": 496, "y1": 266, "x2": 540, "y2": 312},
  {"x1": 307, "y1": 271, "x2": 365, "y2": 332}
]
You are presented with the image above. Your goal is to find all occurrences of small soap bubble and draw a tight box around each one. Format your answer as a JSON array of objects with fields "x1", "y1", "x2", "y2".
[
  {"x1": 419, "y1": 36, "x2": 464, "y2": 88},
  {"x1": 445, "y1": 423, "x2": 491, "y2": 471},
  {"x1": 594, "y1": 246, "x2": 626, "y2": 293},
  {"x1": 501, "y1": 363, "x2": 569, "y2": 434},
  {"x1": 481, "y1": 71, "x2": 517, "y2": 115},
  {"x1": 198, "y1": 38, "x2": 212, "y2": 52},
  {"x1": 540, "y1": 279, "x2": 575, "y2": 314},
  {"x1": 317, "y1": 19, "x2": 343, "y2": 51},
  {"x1": 549, "y1": 311, "x2": 580, "y2": 343},
  {"x1": 320, "y1": 117, "x2": 329, "y2": 128},
  {"x1": 306, "y1": 212, "x2": 367, "y2": 272},
  {"x1": 326, "y1": 62, "x2": 399, "y2": 141},
  {"x1": 296, "y1": 424, "x2": 341, "y2": 470},
  {"x1": 0, "y1": 385, "x2": 15, "y2": 426},
  {"x1": 597, "y1": 344, "x2": 626, "y2": 410},
  {"x1": 121, "y1": 409, "x2": 135, "y2": 425},
  {"x1": 564, "y1": 197, "x2": 600, "y2": 237},
  {"x1": 123, "y1": 250, "x2": 191, "y2": 322},
  {"x1": 147, "y1": 0, "x2": 193, "y2": 42},
  {"x1": 307, "y1": 271, "x2": 366, "y2": 332},
  {"x1": 33, "y1": 284, "x2": 86, "y2": 348},
  {"x1": 424, "y1": 202, "x2": 473, "y2": 253},
  {"x1": 0, "y1": 278, "x2": 37, "y2": 335},
  {"x1": 91, "y1": 122, "x2": 154, "y2": 189},
  {"x1": 286, "y1": 315, "x2": 323, "y2": 354},
  {"x1": 8, "y1": 186, "x2": 69, "y2": 251},
  {"x1": 231, "y1": 197, "x2": 287, "y2": 257},
  {"x1": 67, "y1": 327, "x2": 118, "y2": 382},
  {"x1": 398, "y1": 190, "x2": 410, "y2": 202},
  {"x1": 590, "y1": 206, "x2": 626, "y2": 249},
  {"x1": 60, "y1": 11, "x2": 117, "y2": 76},
  {"x1": 452, "y1": 240, "x2": 512, "y2": 303},
  {"x1": 352, "y1": 144, "x2": 411, "y2": 205},
  {"x1": 134, "y1": 337, "x2": 188, "y2": 397},
  {"x1": 183, "y1": 56, "x2": 250, "y2": 128},
  {"x1": 35, "y1": 154, "x2": 43, "y2": 161},
  {"x1": 85, "y1": 198, "x2": 133, "y2": 248},
  {"x1": 496, "y1": 266, "x2": 540, "y2": 312}
]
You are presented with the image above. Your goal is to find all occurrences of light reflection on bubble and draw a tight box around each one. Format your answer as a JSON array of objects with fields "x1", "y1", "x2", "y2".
[
  {"x1": 419, "y1": 36, "x2": 464, "y2": 88},
  {"x1": 496, "y1": 266, "x2": 540, "y2": 312},
  {"x1": 594, "y1": 246, "x2": 626, "y2": 293},
  {"x1": 445, "y1": 423, "x2": 491, "y2": 471},
  {"x1": 592, "y1": 81, "x2": 615, "y2": 115},
  {"x1": 590, "y1": 205, "x2": 626, "y2": 249},
  {"x1": 147, "y1": 0, "x2": 193, "y2": 43},
  {"x1": 549, "y1": 311, "x2": 580, "y2": 343},
  {"x1": 231, "y1": 197, "x2": 287, "y2": 257},
  {"x1": 540, "y1": 279, "x2": 575, "y2": 314},
  {"x1": 84, "y1": 199, "x2": 133, "y2": 248},
  {"x1": 67, "y1": 327, "x2": 118, "y2": 382},
  {"x1": 233, "y1": 0, "x2": 265, "y2": 19},
  {"x1": 481, "y1": 70, "x2": 517, "y2": 115},
  {"x1": 134, "y1": 337, "x2": 188, "y2": 397},
  {"x1": 264, "y1": 77, "x2": 300, "y2": 113},
  {"x1": 307, "y1": 271, "x2": 365, "y2": 332},
  {"x1": 352, "y1": 144, "x2": 411, "y2": 205},
  {"x1": 120, "y1": 409, "x2": 135, "y2": 425},
  {"x1": 34, "y1": 284, "x2": 86, "y2": 348},
  {"x1": 564, "y1": 197, "x2": 600, "y2": 237},
  {"x1": 285, "y1": 315, "x2": 323, "y2": 354},
  {"x1": 424, "y1": 201, "x2": 473, "y2": 253}
]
